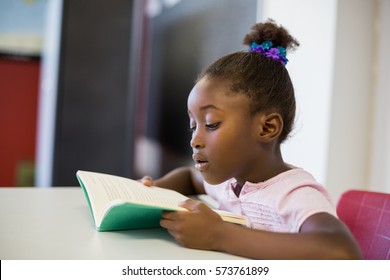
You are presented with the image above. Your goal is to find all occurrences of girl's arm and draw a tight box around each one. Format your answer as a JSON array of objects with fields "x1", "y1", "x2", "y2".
[
  {"x1": 160, "y1": 200, "x2": 362, "y2": 260},
  {"x1": 142, "y1": 167, "x2": 205, "y2": 195}
]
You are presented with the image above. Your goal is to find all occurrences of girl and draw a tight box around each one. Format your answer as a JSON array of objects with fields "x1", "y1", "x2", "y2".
[{"x1": 142, "y1": 19, "x2": 362, "y2": 259}]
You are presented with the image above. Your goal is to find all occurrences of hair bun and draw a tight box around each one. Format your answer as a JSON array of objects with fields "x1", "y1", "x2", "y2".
[{"x1": 243, "y1": 19, "x2": 299, "y2": 52}]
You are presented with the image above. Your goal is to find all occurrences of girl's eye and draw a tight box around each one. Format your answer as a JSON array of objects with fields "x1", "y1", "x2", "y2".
[
  {"x1": 188, "y1": 126, "x2": 196, "y2": 133},
  {"x1": 206, "y1": 122, "x2": 221, "y2": 131}
]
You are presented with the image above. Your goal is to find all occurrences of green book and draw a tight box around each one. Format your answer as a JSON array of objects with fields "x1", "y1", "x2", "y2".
[{"x1": 76, "y1": 170, "x2": 249, "y2": 231}]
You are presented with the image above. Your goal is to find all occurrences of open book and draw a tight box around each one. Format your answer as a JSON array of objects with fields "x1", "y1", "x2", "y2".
[{"x1": 76, "y1": 170, "x2": 250, "y2": 231}]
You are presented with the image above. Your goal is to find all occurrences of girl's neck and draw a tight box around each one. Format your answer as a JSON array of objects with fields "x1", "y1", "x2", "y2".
[{"x1": 235, "y1": 147, "x2": 290, "y2": 187}]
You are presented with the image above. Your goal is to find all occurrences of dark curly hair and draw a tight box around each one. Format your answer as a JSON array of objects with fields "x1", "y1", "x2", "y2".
[{"x1": 196, "y1": 19, "x2": 299, "y2": 143}]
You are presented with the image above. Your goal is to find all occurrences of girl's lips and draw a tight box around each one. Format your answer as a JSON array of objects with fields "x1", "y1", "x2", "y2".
[
  {"x1": 192, "y1": 154, "x2": 209, "y2": 172},
  {"x1": 194, "y1": 161, "x2": 209, "y2": 171}
]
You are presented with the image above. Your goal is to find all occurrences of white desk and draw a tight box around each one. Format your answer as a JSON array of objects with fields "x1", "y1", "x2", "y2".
[{"x1": 0, "y1": 187, "x2": 246, "y2": 260}]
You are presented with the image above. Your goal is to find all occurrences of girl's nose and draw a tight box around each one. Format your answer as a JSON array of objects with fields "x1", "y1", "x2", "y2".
[{"x1": 190, "y1": 130, "x2": 205, "y2": 149}]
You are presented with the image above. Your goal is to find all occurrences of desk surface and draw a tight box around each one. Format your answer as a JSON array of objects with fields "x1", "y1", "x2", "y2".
[{"x1": 0, "y1": 187, "x2": 245, "y2": 260}]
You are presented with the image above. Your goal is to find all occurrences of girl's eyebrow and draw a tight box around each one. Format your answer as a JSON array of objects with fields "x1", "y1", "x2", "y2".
[
  {"x1": 188, "y1": 104, "x2": 224, "y2": 116},
  {"x1": 199, "y1": 104, "x2": 224, "y2": 111}
]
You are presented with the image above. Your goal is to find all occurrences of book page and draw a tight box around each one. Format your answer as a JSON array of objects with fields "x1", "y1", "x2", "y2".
[{"x1": 77, "y1": 171, "x2": 188, "y2": 221}]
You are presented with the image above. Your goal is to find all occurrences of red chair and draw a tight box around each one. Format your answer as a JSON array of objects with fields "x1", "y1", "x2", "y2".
[{"x1": 337, "y1": 189, "x2": 390, "y2": 260}]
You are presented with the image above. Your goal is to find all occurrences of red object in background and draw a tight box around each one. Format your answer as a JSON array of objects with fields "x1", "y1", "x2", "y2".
[
  {"x1": 0, "y1": 57, "x2": 40, "y2": 186},
  {"x1": 337, "y1": 189, "x2": 390, "y2": 260}
]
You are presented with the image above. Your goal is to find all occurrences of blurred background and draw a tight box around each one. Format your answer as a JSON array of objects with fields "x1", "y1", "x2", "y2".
[{"x1": 0, "y1": 0, "x2": 389, "y2": 202}]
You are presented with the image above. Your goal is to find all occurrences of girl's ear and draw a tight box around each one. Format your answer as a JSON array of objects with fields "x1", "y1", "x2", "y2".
[{"x1": 256, "y1": 113, "x2": 284, "y2": 142}]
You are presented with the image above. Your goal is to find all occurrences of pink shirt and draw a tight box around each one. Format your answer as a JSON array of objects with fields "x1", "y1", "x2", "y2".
[{"x1": 204, "y1": 168, "x2": 336, "y2": 233}]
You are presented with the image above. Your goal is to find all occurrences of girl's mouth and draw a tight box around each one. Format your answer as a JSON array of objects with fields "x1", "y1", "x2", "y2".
[
  {"x1": 192, "y1": 154, "x2": 209, "y2": 172},
  {"x1": 194, "y1": 161, "x2": 209, "y2": 172}
]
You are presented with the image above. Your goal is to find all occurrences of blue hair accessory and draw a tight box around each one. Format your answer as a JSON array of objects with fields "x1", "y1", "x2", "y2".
[{"x1": 249, "y1": 41, "x2": 288, "y2": 65}]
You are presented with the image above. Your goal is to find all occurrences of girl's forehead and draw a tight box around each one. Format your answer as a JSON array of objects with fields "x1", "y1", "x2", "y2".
[
  {"x1": 188, "y1": 78, "x2": 230, "y2": 102},
  {"x1": 187, "y1": 78, "x2": 250, "y2": 113},
  {"x1": 188, "y1": 81, "x2": 225, "y2": 110}
]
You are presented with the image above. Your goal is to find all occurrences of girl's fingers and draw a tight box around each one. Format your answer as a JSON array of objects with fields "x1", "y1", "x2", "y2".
[{"x1": 140, "y1": 175, "x2": 153, "y2": 186}]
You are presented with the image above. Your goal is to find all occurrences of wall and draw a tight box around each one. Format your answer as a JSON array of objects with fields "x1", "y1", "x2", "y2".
[
  {"x1": 369, "y1": 0, "x2": 390, "y2": 193},
  {"x1": 261, "y1": 0, "x2": 338, "y2": 193},
  {"x1": 262, "y1": 0, "x2": 388, "y2": 201},
  {"x1": 326, "y1": 0, "x2": 377, "y2": 200}
]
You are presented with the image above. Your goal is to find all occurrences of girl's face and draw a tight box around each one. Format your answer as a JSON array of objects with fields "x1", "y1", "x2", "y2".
[{"x1": 187, "y1": 77, "x2": 263, "y2": 185}]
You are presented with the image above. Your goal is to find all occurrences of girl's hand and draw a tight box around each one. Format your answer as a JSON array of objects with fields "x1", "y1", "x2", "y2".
[
  {"x1": 140, "y1": 175, "x2": 153, "y2": 187},
  {"x1": 160, "y1": 199, "x2": 224, "y2": 250}
]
